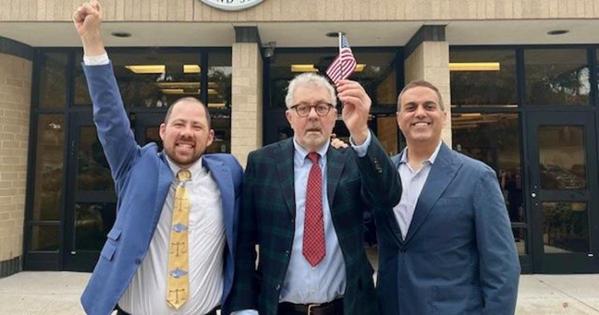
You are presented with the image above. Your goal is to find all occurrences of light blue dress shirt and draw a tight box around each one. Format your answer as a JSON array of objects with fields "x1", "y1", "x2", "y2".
[
  {"x1": 281, "y1": 132, "x2": 371, "y2": 304},
  {"x1": 393, "y1": 141, "x2": 442, "y2": 239}
]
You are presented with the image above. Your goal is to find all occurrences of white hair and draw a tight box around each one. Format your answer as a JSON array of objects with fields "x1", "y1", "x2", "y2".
[{"x1": 285, "y1": 72, "x2": 337, "y2": 109}]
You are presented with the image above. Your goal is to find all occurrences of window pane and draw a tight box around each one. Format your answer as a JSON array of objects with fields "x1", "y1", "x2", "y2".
[
  {"x1": 269, "y1": 49, "x2": 397, "y2": 109},
  {"x1": 32, "y1": 115, "x2": 65, "y2": 221},
  {"x1": 110, "y1": 50, "x2": 202, "y2": 108},
  {"x1": 542, "y1": 202, "x2": 589, "y2": 253},
  {"x1": 524, "y1": 49, "x2": 590, "y2": 105},
  {"x1": 30, "y1": 225, "x2": 60, "y2": 251},
  {"x1": 77, "y1": 126, "x2": 114, "y2": 192},
  {"x1": 452, "y1": 113, "x2": 526, "y2": 245},
  {"x1": 538, "y1": 126, "x2": 586, "y2": 190},
  {"x1": 450, "y1": 49, "x2": 517, "y2": 107},
  {"x1": 513, "y1": 227, "x2": 527, "y2": 255},
  {"x1": 74, "y1": 52, "x2": 92, "y2": 106},
  {"x1": 38, "y1": 53, "x2": 67, "y2": 109},
  {"x1": 75, "y1": 202, "x2": 116, "y2": 251},
  {"x1": 144, "y1": 126, "x2": 162, "y2": 149},
  {"x1": 377, "y1": 116, "x2": 398, "y2": 156},
  {"x1": 207, "y1": 50, "x2": 232, "y2": 153}
]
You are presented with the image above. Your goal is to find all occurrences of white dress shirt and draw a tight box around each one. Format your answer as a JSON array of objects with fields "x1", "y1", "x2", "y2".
[{"x1": 118, "y1": 157, "x2": 225, "y2": 315}]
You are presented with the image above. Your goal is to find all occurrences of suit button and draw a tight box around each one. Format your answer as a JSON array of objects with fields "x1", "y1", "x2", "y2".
[
  {"x1": 275, "y1": 284, "x2": 281, "y2": 290},
  {"x1": 135, "y1": 258, "x2": 142, "y2": 265},
  {"x1": 285, "y1": 250, "x2": 290, "y2": 256}
]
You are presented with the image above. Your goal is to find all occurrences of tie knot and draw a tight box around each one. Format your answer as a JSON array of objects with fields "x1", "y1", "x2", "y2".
[
  {"x1": 307, "y1": 152, "x2": 320, "y2": 164},
  {"x1": 177, "y1": 169, "x2": 191, "y2": 182}
]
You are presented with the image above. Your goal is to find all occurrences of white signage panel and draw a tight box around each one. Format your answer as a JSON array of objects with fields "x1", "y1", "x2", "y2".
[{"x1": 200, "y1": 0, "x2": 263, "y2": 11}]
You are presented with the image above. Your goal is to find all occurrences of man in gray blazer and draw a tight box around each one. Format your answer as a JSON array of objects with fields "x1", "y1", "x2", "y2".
[{"x1": 374, "y1": 80, "x2": 520, "y2": 315}]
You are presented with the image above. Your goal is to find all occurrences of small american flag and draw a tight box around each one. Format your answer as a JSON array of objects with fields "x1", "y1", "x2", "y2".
[{"x1": 325, "y1": 33, "x2": 357, "y2": 84}]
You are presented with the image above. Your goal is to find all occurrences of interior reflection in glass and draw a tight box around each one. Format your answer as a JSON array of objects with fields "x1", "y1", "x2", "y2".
[
  {"x1": 538, "y1": 126, "x2": 586, "y2": 190},
  {"x1": 542, "y1": 202, "x2": 588, "y2": 253}
]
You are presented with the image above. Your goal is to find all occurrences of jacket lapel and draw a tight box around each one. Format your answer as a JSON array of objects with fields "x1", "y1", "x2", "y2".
[
  {"x1": 404, "y1": 143, "x2": 460, "y2": 243},
  {"x1": 385, "y1": 153, "x2": 404, "y2": 244},
  {"x1": 155, "y1": 153, "x2": 174, "y2": 228},
  {"x1": 203, "y1": 157, "x2": 235, "y2": 256},
  {"x1": 274, "y1": 138, "x2": 297, "y2": 218},
  {"x1": 326, "y1": 146, "x2": 347, "y2": 210}
]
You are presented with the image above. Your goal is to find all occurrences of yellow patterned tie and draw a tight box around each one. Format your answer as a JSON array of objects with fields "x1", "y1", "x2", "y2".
[{"x1": 166, "y1": 169, "x2": 191, "y2": 309}]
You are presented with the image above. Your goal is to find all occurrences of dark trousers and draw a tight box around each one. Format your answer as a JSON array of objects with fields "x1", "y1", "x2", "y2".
[{"x1": 278, "y1": 298, "x2": 344, "y2": 315}]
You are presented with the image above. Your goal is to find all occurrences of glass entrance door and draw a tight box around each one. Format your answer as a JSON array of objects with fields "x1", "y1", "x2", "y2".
[
  {"x1": 63, "y1": 112, "x2": 116, "y2": 271},
  {"x1": 526, "y1": 111, "x2": 599, "y2": 273}
]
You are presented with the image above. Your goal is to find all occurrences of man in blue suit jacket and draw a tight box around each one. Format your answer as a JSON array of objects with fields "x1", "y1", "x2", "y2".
[
  {"x1": 74, "y1": 2, "x2": 242, "y2": 315},
  {"x1": 375, "y1": 80, "x2": 520, "y2": 315}
]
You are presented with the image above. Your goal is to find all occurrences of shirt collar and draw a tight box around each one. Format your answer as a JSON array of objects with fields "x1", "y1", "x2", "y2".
[
  {"x1": 400, "y1": 141, "x2": 443, "y2": 166},
  {"x1": 165, "y1": 155, "x2": 206, "y2": 180},
  {"x1": 293, "y1": 137, "x2": 330, "y2": 165}
]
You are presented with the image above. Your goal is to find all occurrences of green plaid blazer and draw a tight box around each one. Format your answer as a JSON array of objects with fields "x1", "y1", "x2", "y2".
[{"x1": 228, "y1": 135, "x2": 401, "y2": 315}]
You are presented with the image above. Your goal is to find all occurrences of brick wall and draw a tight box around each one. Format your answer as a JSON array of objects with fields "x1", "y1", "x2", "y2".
[
  {"x1": 0, "y1": 53, "x2": 31, "y2": 265},
  {"x1": 231, "y1": 42, "x2": 263, "y2": 167}
]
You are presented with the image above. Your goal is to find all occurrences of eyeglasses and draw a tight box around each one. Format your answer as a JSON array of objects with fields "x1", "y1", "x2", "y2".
[{"x1": 290, "y1": 102, "x2": 334, "y2": 117}]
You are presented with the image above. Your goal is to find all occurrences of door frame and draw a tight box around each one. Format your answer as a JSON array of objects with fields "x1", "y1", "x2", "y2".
[
  {"x1": 524, "y1": 110, "x2": 599, "y2": 273},
  {"x1": 62, "y1": 111, "x2": 117, "y2": 271}
]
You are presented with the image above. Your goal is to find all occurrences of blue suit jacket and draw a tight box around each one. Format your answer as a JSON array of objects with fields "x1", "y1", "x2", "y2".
[
  {"x1": 79, "y1": 63, "x2": 243, "y2": 315},
  {"x1": 375, "y1": 143, "x2": 520, "y2": 315}
]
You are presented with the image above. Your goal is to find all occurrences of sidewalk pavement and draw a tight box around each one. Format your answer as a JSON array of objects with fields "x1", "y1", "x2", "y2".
[{"x1": 0, "y1": 271, "x2": 598, "y2": 314}]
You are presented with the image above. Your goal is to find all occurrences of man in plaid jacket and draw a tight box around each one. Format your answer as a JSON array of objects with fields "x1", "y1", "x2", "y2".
[{"x1": 229, "y1": 73, "x2": 401, "y2": 315}]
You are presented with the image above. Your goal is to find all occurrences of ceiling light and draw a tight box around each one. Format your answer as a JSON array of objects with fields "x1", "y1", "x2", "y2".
[
  {"x1": 183, "y1": 65, "x2": 201, "y2": 73},
  {"x1": 160, "y1": 88, "x2": 184, "y2": 94},
  {"x1": 449, "y1": 62, "x2": 500, "y2": 72},
  {"x1": 291, "y1": 64, "x2": 318, "y2": 72},
  {"x1": 160, "y1": 88, "x2": 200, "y2": 95},
  {"x1": 126, "y1": 64, "x2": 202, "y2": 74},
  {"x1": 126, "y1": 65, "x2": 164, "y2": 74},
  {"x1": 547, "y1": 30, "x2": 569, "y2": 35},
  {"x1": 290, "y1": 64, "x2": 367, "y2": 73},
  {"x1": 156, "y1": 82, "x2": 200, "y2": 88}
]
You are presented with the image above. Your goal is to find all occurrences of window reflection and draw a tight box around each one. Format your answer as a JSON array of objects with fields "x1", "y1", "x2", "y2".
[
  {"x1": 144, "y1": 126, "x2": 162, "y2": 149},
  {"x1": 207, "y1": 50, "x2": 232, "y2": 153},
  {"x1": 30, "y1": 225, "x2": 59, "y2": 251},
  {"x1": 109, "y1": 51, "x2": 202, "y2": 108},
  {"x1": 75, "y1": 203, "x2": 116, "y2": 250},
  {"x1": 39, "y1": 53, "x2": 67, "y2": 109},
  {"x1": 74, "y1": 53, "x2": 91, "y2": 105},
  {"x1": 450, "y1": 49, "x2": 517, "y2": 107},
  {"x1": 452, "y1": 113, "x2": 525, "y2": 253},
  {"x1": 267, "y1": 49, "x2": 398, "y2": 154},
  {"x1": 269, "y1": 49, "x2": 397, "y2": 109},
  {"x1": 538, "y1": 126, "x2": 586, "y2": 190},
  {"x1": 77, "y1": 127, "x2": 113, "y2": 192},
  {"x1": 513, "y1": 227, "x2": 527, "y2": 256},
  {"x1": 525, "y1": 49, "x2": 590, "y2": 105},
  {"x1": 542, "y1": 202, "x2": 588, "y2": 253},
  {"x1": 32, "y1": 115, "x2": 64, "y2": 221},
  {"x1": 377, "y1": 116, "x2": 398, "y2": 156}
]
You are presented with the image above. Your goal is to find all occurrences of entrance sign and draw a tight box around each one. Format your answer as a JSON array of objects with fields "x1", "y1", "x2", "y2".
[{"x1": 200, "y1": 0, "x2": 263, "y2": 11}]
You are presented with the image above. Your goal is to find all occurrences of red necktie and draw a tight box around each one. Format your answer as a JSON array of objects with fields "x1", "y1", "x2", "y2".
[{"x1": 303, "y1": 152, "x2": 326, "y2": 266}]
